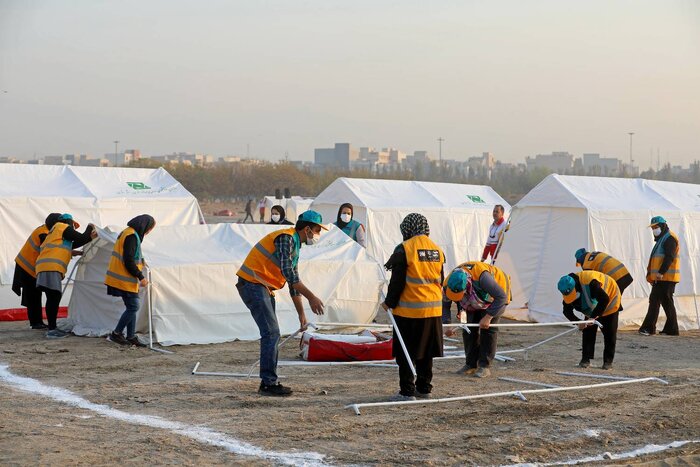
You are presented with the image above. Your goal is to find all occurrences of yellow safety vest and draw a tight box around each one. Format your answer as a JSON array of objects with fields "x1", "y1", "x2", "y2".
[
  {"x1": 580, "y1": 251, "x2": 630, "y2": 282},
  {"x1": 576, "y1": 270, "x2": 621, "y2": 317},
  {"x1": 457, "y1": 261, "x2": 512, "y2": 305},
  {"x1": 393, "y1": 235, "x2": 445, "y2": 319},
  {"x1": 15, "y1": 224, "x2": 49, "y2": 278},
  {"x1": 35, "y1": 223, "x2": 71, "y2": 276},
  {"x1": 237, "y1": 228, "x2": 298, "y2": 291},
  {"x1": 646, "y1": 230, "x2": 680, "y2": 283},
  {"x1": 104, "y1": 227, "x2": 144, "y2": 293}
]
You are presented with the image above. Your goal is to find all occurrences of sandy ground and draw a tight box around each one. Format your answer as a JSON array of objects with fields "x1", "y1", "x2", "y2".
[{"x1": 1, "y1": 320, "x2": 699, "y2": 466}]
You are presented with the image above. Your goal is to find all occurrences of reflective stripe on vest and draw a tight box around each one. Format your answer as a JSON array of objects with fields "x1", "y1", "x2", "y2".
[
  {"x1": 581, "y1": 251, "x2": 630, "y2": 282},
  {"x1": 646, "y1": 230, "x2": 680, "y2": 283},
  {"x1": 104, "y1": 227, "x2": 144, "y2": 293},
  {"x1": 392, "y1": 235, "x2": 444, "y2": 319},
  {"x1": 236, "y1": 228, "x2": 299, "y2": 290},
  {"x1": 15, "y1": 225, "x2": 49, "y2": 277},
  {"x1": 576, "y1": 270, "x2": 621, "y2": 318},
  {"x1": 457, "y1": 261, "x2": 512, "y2": 305},
  {"x1": 35, "y1": 223, "x2": 71, "y2": 276}
]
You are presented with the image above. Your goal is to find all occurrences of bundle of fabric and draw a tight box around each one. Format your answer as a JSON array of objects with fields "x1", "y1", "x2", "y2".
[{"x1": 300, "y1": 330, "x2": 393, "y2": 362}]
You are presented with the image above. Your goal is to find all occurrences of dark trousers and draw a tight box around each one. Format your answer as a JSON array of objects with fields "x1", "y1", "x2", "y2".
[
  {"x1": 462, "y1": 310, "x2": 501, "y2": 369},
  {"x1": 640, "y1": 281, "x2": 678, "y2": 335},
  {"x1": 582, "y1": 312, "x2": 618, "y2": 363},
  {"x1": 243, "y1": 212, "x2": 254, "y2": 223},
  {"x1": 21, "y1": 284, "x2": 45, "y2": 326},
  {"x1": 396, "y1": 350, "x2": 433, "y2": 396},
  {"x1": 44, "y1": 289, "x2": 62, "y2": 330}
]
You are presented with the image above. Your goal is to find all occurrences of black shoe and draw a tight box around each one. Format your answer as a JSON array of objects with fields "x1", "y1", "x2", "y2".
[
  {"x1": 578, "y1": 359, "x2": 591, "y2": 368},
  {"x1": 415, "y1": 390, "x2": 432, "y2": 399},
  {"x1": 126, "y1": 336, "x2": 147, "y2": 347},
  {"x1": 107, "y1": 332, "x2": 130, "y2": 346},
  {"x1": 601, "y1": 361, "x2": 613, "y2": 370},
  {"x1": 638, "y1": 329, "x2": 652, "y2": 336},
  {"x1": 659, "y1": 331, "x2": 679, "y2": 336},
  {"x1": 258, "y1": 382, "x2": 293, "y2": 397},
  {"x1": 31, "y1": 323, "x2": 48, "y2": 330}
]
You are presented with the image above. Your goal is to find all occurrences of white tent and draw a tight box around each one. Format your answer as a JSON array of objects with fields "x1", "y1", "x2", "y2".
[
  {"x1": 262, "y1": 196, "x2": 313, "y2": 223},
  {"x1": 69, "y1": 224, "x2": 386, "y2": 345},
  {"x1": 0, "y1": 165, "x2": 202, "y2": 314},
  {"x1": 309, "y1": 178, "x2": 510, "y2": 271},
  {"x1": 497, "y1": 174, "x2": 700, "y2": 329}
]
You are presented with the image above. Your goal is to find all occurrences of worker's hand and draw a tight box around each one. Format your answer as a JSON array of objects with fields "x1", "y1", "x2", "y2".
[
  {"x1": 71, "y1": 249, "x2": 83, "y2": 257},
  {"x1": 654, "y1": 273, "x2": 663, "y2": 281},
  {"x1": 577, "y1": 322, "x2": 590, "y2": 331},
  {"x1": 479, "y1": 314, "x2": 493, "y2": 329},
  {"x1": 380, "y1": 302, "x2": 389, "y2": 311},
  {"x1": 298, "y1": 313, "x2": 308, "y2": 329},
  {"x1": 90, "y1": 229, "x2": 98, "y2": 239},
  {"x1": 444, "y1": 327, "x2": 457, "y2": 337},
  {"x1": 308, "y1": 296, "x2": 324, "y2": 315},
  {"x1": 139, "y1": 278, "x2": 149, "y2": 287}
]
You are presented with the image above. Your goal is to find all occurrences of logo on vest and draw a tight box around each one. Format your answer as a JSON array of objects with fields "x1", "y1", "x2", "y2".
[
  {"x1": 127, "y1": 182, "x2": 152, "y2": 190},
  {"x1": 417, "y1": 249, "x2": 441, "y2": 262},
  {"x1": 466, "y1": 195, "x2": 485, "y2": 204}
]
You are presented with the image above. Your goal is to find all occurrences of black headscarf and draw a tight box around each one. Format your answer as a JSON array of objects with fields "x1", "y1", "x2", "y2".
[
  {"x1": 127, "y1": 214, "x2": 156, "y2": 240},
  {"x1": 44, "y1": 213, "x2": 62, "y2": 230},
  {"x1": 399, "y1": 213, "x2": 430, "y2": 241},
  {"x1": 268, "y1": 205, "x2": 287, "y2": 224},
  {"x1": 336, "y1": 203, "x2": 354, "y2": 229}
]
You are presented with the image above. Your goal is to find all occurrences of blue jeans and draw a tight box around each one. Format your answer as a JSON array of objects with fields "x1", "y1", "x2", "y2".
[
  {"x1": 237, "y1": 279, "x2": 279, "y2": 385},
  {"x1": 114, "y1": 294, "x2": 141, "y2": 338}
]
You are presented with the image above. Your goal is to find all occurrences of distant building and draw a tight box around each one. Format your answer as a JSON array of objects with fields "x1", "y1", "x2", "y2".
[
  {"x1": 314, "y1": 143, "x2": 359, "y2": 169},
  {"x1": 582, "y1": 153, "x2": 621, "y2": 175},
  {"x1": 43, "y1": 155, "x2": 66, "y2": 165},
  {"x1": 526, "y1": 152, "x2": 575, "y2": 172}
]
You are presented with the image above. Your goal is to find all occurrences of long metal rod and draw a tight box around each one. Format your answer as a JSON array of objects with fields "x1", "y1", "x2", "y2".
[
  {"x1": 145, "y1": 268, "x2": 174, "y2": 354},
  {"x1": 443, "y1": 320, "x2": 601, "y2": 329},
  {"x1": 556, "y1": 371, "x2": 669, "y2": 384},
  {"x1": 386, "y1": 308, "x2": 417, "y2": 377},
  {"x1": 345, "y1": 377, "x2": 666, "y2": 415},
  {"x1": 498, "y1": 377, "x2": 560, "y2": 388},
  {"x1": 191, "y1": 362, "x2": 287, "y2": 378},
  {"x1": 498, "y1": 327, "x2": 577, "y2": 355},
  {"x1": 310, "y1": 322, "x2": 392, "y2": 329}
]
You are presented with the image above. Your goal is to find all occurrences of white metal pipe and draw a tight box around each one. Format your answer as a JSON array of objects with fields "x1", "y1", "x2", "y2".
[
  {"x1": 191, "y1": 362, "x2": 287, "y2": 378},
  {"x1": 345, "y1": 377, "x2": 665, "y2": 415},
  {"x1": 443, "y1": 320, "x2": 601, "y2": 329},
  {"x1": 278, "y1": 359, "x2": 396, "y2": 366},
  {"x1": 556, "y1": 371, "x2": 669, "y2": 384},
  {"x1": 498, "y1": 377, "x2": 560, "y2": 388},
  {"x1": 497, "y1": 327, "x2": 577, "y2": 355},
  {"x1": 310, "y1": 322, "x2": 391, "y2": 329},
  {"x1": 386, "y1": 309, "x2": 417, "y2": 377}
]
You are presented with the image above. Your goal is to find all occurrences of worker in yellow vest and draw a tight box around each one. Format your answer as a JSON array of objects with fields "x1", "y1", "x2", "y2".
[
  {"x1": 35, "y1": 213, "x2": 96, "y2": 338},
  {"x1": 381, "y1": 213, "x2": 445, "y2": 401},
  {"x1": 574, "y1": 248, "x2": 633, "y2": 301},
  {"x1": 558, "y1": 270, "x2": 621, "y2": 369},
  {"x1": 444, "y1": 261, "x2": 511, "y2": 378},
  {"x1": 639, "y1": 216, "x2": 680, "y2": 336},
  {"x1": 105, "y1": 215, "x2": 156, "y2": 347},
  {"x1": 12, "y1": 213, "x2": 62, "y2": 329},
  {"x1": 236, "y1": 210, "x2": 327, "y2": 397}
]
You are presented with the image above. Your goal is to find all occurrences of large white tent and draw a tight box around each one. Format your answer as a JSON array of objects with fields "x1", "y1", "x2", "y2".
[
  {"x1": 69, "y1": 224, "x2": 386, "y2": 345},
  {"x1": 309, "y1": 178, "x2": 510, "y2": 271},
  {"x1": 0, "y1": 165, "x2": 202, "y2": 314},
  {"x1": 262, "y1": 196, "x2": 314, "y2": 223},
  {"x1": 497, "y1": 174, "x2": 700, "y2": 329}
]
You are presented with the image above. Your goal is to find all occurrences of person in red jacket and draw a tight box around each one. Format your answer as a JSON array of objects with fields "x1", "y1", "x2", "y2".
[{"x1": 481, "y1": 205, "x2": 507, "y2": 262}]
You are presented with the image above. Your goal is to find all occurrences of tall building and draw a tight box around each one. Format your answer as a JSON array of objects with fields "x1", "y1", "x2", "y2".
[
  {"x1": 526, "y1": 152, "x2": 575, "y2": 172},
  {"x1": 313, "y1": 143, "x2": 358, "y2": 169}
]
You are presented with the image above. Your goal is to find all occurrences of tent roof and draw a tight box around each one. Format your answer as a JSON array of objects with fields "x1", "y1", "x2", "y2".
[
  {"x1": 0, "y1": 165, "x2": 195, "y2": 199},
  {"x1": 314, "y1": 177, "x2": 509, "y2": 210},
  {"x1": 517, "y1": 174, "x2": 700, "y2": 211}
]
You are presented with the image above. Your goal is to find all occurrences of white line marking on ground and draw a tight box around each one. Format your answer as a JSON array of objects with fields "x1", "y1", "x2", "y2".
[{"x1": 0, "y1": 363, "x2": 328, "y2": 466}]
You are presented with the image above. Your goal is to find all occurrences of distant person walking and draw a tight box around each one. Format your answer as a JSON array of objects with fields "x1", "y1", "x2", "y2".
[
  {"x1": 481, "y1": 205, "x2": 507, "y2": 262},
  {"x1": 639, "y1": 216, "x2": 680, "y2": 336},
  {"x1": 242, "y1": 199, "x2": 254, "y2": 223},
  {"x1": 333, "y1": 203, "x2": 366, "y2": 247},
  {"x1": 12, "y1": 213, "x2": 62, "y2": 329},
  {"x1": 105, "y1": 215, "x2": 156, "y2": 347}
]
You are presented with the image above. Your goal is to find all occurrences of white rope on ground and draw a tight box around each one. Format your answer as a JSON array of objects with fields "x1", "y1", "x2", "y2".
[
  {"x1": 0, "y1": 363, "x2": 326, "y2": 466},
  {"x1": 345, "y1": 377, "x2": 667, "y2": 415}
]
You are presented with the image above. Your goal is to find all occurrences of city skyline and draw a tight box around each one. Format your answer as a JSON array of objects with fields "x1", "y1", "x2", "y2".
[{"x1": 1, "y1": 1, "x2": 699, "y2": 168}]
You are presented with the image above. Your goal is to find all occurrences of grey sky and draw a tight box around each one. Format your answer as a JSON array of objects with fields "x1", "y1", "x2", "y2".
[{"x1": 1, "y1": 0, "x2": 699, "y2": 167}]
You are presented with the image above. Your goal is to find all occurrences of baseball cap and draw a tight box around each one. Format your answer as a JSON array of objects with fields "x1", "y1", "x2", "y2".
[
  {"x1": 557, "y1": 275, "x2": 577, "y2": 304},
  {"x1": 444, "y1": 268, "x2": 470, "y2": 302},
  {"x1": 649, "y1": 215, "x2": 666, "y2": 227},
  {"x1": 58, "y1": 213, "x2": 80, "y2": 229},
  {"x1": 298, "y1": 210, "x2": 328, "y2": 230},
  {"x1": 574, "y1": 248, "x2": 586, "y2": 266}
]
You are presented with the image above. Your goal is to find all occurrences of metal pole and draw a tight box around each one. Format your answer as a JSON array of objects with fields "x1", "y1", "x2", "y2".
[
  {"x1": 443, "y1": 320, "x2": 601, "y2": 329},
  {"x1": 146, "y1": 268, "x2": 173, "y2": 354},
  {"x1": 386, "y1": 308, "x2": 417, "y2": 377}
]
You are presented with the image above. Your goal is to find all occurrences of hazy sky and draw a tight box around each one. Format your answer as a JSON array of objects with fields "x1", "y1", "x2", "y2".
[{"x1": 1, "y1": 0, "x2": 699, "y2": 167}]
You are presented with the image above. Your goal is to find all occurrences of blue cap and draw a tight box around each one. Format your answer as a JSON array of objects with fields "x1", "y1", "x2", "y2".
[
  {"x1": 575, "y1": 248, "x2": 587, "y2": 265},
  {"x1": 557, "y1": 275, "x2": 575, "y2": 295},
  {"x1": 445, "y1": 268, "x2": 471, "y2": 301},
  {"x1": 58, "y1": 213, "x2": 73, "y2": 222},
  {"x1": 298, "y1": 210, "x2": 328, "y2": 230},
  {"x1": 649, "y1": 216, "x2": 666, "y2": 227}
]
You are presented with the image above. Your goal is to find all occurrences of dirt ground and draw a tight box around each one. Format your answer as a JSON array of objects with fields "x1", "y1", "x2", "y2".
[{"x1": 1, "y1": 319, "x2": 699, "y2": 466}]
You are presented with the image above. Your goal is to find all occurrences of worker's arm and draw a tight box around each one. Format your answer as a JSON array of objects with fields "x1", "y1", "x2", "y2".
[
  {"x1": 274, "y1": 234, "x2": 324, "y2": 316},
  {"x1": 382, "y1": 245, "x2": 407, "y2": 309},
  {"x1": 658, "y1": 235, "x2": 678, "y2": 276},
  {"x1": 355, "y1": 224, "x2": 366, "y2": 248},
  {"x1": 63, "y1": 224, "x2": 96, "y2": 249},
  {"x1": 476, "y1": 271, "x2": 507, "y2": 329},
  {"x1": 589, "y1": 280, "x2": 610, "y2": 318},
  {"x1": 122, "y1": 234, "x2": 145, "y2": 281},
  {"x1": 563, "y1": 302, "x2": 579, "y2": 322}
]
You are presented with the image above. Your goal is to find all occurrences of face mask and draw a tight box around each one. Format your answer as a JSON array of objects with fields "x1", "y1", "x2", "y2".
[
  {"x1": 652, "y1": 227, "x2": 661, "y2": 237},
  {"x1": 306, "y1": 229, "x2": 320, "y2": 245},
  {"x1": 271, "y1": 214, "x2": 280, "y2": 223},
  {"x1": 340, "y1": 213, "x2": 352, "y2": 223}
]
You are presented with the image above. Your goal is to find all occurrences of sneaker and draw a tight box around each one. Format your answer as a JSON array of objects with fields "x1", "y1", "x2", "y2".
[
  {"x1": 638, "y1": 329, "x2": 651, "y2": 336},
  {"x1": 455, "y1": 364, "x2": 478, "y2": 375},
  {"x1": 473, "y1": 367, "x2": 491, "y2": 378},
  {"x1": 31, "y1": 323, "x2": 48, "y2": 330},
  {"x1": 659, "y1": 331, "x2": 679, "y2": 336},
  {"x1": 107, "y1": 332, "x2": 130, "y2": 346},
  {"x1": 578, "y1": 359, "x2": 591, "y2": 368},
  {"x1": 126, "y1": 336, "x2": 147, "y2": 347},
  {"x1": 601, "y1": 361, "x2": 613, "y2": 370},
  {"x1": 46, "y1": 329, "x2": 69, "y2": 339},
  {"x1": 388, "y1": 392, "x2": 416, "y2": 402},
  {"x1": 258, "y1": 382, "x2": 293, "y2": 397},
  {"x1": 415, "y1": 390, "x2": 432, "y2": 399}
]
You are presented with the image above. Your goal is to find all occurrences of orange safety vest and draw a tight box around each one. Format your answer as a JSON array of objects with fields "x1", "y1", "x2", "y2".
[
  {"x1": 237, "y1": 228, "x2": 299, "y2": 291},
  {"x1": 35, "y1": 223, "x2": 71, "y2": 276},
  {"x1": 15, "y1": 224, "x2": 49, "y2": 278},
  {"x1": 646, "y1": 230, "x2": 680, "y2": 284},
  {"x1": 575, "y1": 270, "x2": 621, "y2": 317},
  {"x1": 104, "y1": 227, "x2": 144, "y2": 293},
  {"x1": 457, "y1": 261, "x2": 512, "y2": 305},
  {"x1": 393, "y1": 235, "x2": 445, "y2": 319},
  {"x1": 580, "y1": 251, "x2": 630, "y2": 282}
]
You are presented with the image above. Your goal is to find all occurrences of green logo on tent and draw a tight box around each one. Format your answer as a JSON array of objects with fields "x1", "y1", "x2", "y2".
[
  {"x1": 466, "y1": 195, "x2": 485, "y2": 203},
  {"x1": 127, "y1": 182, "x2": 151, "y2": 190}
]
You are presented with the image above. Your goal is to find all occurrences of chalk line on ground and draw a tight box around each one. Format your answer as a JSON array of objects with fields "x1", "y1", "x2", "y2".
[{"x1": 0, "y1": 363, "x2": 328, "y2": 466}]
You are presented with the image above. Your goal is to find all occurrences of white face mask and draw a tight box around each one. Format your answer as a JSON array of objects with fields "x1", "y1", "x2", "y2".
[
  {"x1": 652, "y1": 227, "x2": 662, "y2": 237},
  {"x1": 306, "y1": 229, "x2": 320, "y2": 245},
  {"x1": 340, "y1": 213, "x2": 352, "y2": 223},
  {"x1": 271, "y1": 214, "x2": 280, "y2": 223}
]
